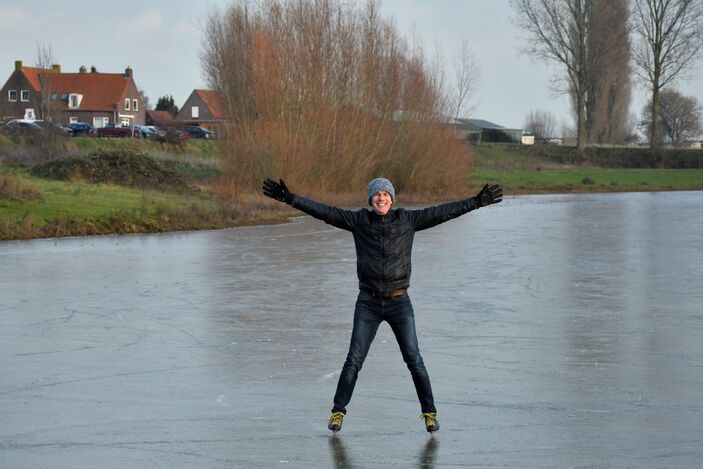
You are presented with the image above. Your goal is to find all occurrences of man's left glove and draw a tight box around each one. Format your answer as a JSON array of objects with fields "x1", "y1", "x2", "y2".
[
  {"x1": 263, "y1": 178, "x2": 294, "y2": 204},
  {"x1": 476, "y1": 183, "x2": 503, "y2": 207}
]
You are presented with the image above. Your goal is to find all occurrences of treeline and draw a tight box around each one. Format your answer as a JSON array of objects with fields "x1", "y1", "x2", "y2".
[
  {"x1": 201, "y1": 0, "x2": 470, "y2": 200},
  {"x1": 513, "y1": 0, "x2": 702, "y2": 151}
]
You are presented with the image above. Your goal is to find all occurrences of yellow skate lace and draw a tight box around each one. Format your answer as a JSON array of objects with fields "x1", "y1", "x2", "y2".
[
  {"x1": 420, "y1": 412, "x2": 437, "y2": 428},
  {"x1": 328, "y1": 412, "x2": 344, "y2": 427}
]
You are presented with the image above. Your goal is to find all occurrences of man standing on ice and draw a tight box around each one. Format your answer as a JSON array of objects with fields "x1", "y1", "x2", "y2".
[{"x1": 263, "y1": 177, "x2": 503, "y2": 433}]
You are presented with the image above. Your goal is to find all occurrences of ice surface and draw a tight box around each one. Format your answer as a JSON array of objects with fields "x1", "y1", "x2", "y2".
[{"x1": 0, "y1": 192, "x2": 701, "y2": 468}]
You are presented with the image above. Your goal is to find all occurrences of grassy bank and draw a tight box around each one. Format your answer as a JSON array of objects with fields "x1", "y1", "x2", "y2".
[
  {"x1": 472, "y1": 168, "x2": 702, "y2": 194},
  {"x1": 0, "y1": 139, "x2": 701, "y2": 240},
  {"x1": 470, "y1": 143, "x2": 702, "y2": 194},
  {"x1": 0, "y1": 152, "x2": 289, "y2": 240}
]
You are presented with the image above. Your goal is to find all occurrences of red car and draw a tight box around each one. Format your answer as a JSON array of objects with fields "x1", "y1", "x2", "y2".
[{"x1": 97, "y1": 125, "x2": 141, "y2": 138}]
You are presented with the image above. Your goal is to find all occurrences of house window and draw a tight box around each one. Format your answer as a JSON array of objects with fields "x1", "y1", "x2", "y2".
[
  {"x1": 133, "y1": 99, "x2": 138, "y2": 112},
  {"x1": 124, "y1": 98, "x2": 130, "y2": 111},
  {"x1": 8, "y1": 90, "x2": 17, "y2": 102},
  {"x1": 69, "y1": 95, "x2": 79, "y2": 109},
  {"x1": 70, "y1": 117, "x2": 78, "y2": 124},
  {"x1": 21, "y1": 90, "x2": 30, "y2": 102},
  {"x1": 191, "y1": 106, "x2": 199, "y2": 118},
  {"x1": 120, "y1": 117, "x2": 130, "y2": 127}
]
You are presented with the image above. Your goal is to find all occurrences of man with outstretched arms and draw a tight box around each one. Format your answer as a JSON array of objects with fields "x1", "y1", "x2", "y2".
[{"x1": 263, "y1": 177, "x2": 503, "y2": 433}]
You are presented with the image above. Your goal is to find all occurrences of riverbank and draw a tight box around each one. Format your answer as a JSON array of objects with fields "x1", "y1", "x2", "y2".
[{"x1": 0, "y1": 139, "x2": 701, "y2": 240}]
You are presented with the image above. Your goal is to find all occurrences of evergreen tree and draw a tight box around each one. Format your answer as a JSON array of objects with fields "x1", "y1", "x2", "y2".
[{"x1": 155, "y1": 95, "x2": 179, "y2": 116}]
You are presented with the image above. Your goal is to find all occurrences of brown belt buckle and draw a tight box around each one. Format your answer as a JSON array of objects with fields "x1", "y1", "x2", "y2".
[{"x1": 363, "y1": 288, "x2": 405, "y2": 299}]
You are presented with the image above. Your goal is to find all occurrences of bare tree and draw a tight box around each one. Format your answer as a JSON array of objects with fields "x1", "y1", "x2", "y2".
[
  {"x1": 34, "y1": 42, "x2": 56, "y2": 122},
  {"x1": 138, "y1": 90, "x2": 151, "y2": 111},
  {"x1": 511, "y1": 0, "x2": 591, "y2": 152},
  {"x1": 201, "y1": 0, "x2": 470, "y2": 200},
  {"x1": 524, "y1": 110, "x2": 557, "y2": 143},
  {"x1": 583, "y1": 0, "x2": 631, "y2": 144},
  {"x1": 641, "y1": 88, "x2": 702, "y2": 145},
  {"x1": 451, "y1": 39, "x2": 480, "y2": 119},
  {"x1": 632, "y1": 0, "x2": 702, "y2": 151}
]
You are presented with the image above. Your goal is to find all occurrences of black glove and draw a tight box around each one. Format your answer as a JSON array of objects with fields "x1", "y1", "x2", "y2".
[
  {"x1": 475, "y1": 183, "x2": 503, "y2": 207},
  {"x1": 262, "y1": 178, "x2": 294, "y2": 204}
]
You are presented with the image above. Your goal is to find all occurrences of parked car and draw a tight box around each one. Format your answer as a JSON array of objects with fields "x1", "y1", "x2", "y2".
[
  {"x1": 183, "y1": 125, "x2": 216, "y2": 139},
  {"x1": 4, "y1": 119, "x2": 43, "y2": 134},
  {"x1": 133, "y1": 125, "x2": 155, "y2": 138},
  {"x1": 97, "y1": 124, "x2": 141, "y2": 138},
  {"x1": 148, "y1": 126, "x2": 188, "y2": 143},
  {"x1": 35, "y1": 120, "x2": 72, "y2": 135},
  {"x1": 66, "y1": 122, "x2": 94, "y2": 136}
]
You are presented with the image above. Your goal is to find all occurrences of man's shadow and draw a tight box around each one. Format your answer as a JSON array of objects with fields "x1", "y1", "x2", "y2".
[
  {"x1": 329, "y1": 435, "x2": 352, "y2": 468},
  {"x1": 417, "y1": 436, "x2": 438, "y2": 469},
  {"x1": 329, "y1": 435, "x2": 438, "y2": 469}
]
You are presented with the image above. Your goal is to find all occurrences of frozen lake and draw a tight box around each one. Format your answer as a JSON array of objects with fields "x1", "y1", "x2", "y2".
[{"x1": 1, "y1": 191, "x2": 701, "y2": 468}]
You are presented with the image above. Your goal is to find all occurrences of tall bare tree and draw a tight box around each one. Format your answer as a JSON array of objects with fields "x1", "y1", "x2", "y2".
[
  {"x1": 34, "y1": 42, "x2": 56, "y2": 122},
  {"x1": 632, "y1": 0, "x2": 702, "y2": 151},
  {"x1": 583, "y1": 0, "x2": 631, "y2": 144},
  {"x1": 511, "y1": 0, "x2": 591, "y2": 152},
  {"x1": 451, "y1": 39, "x2": 480, "y2": 119}
]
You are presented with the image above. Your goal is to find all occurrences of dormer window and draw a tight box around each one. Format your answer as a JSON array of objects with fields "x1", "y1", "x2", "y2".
[
  {"x1": 21, "y1": 90, "x2": 30, "y2": 102},
  {"x1": 125, "y1": 98, "x2": 130, "y2": 111},
  {"x1": 68, "y1": 93, "x2": 83, "y2": 109},
  {"x1": 8, "y1": 90, "x2": 17, "y2": 102}
]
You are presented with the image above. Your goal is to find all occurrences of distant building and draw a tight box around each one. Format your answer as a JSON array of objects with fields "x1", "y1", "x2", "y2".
[
  {"x1": 452, "y1": 118, "x2": 523, "y2": 144},
  {"x1": 145, "y1": 109, "x2": 174, "y2": 127},
  {"x1": 521, "y1": 131, "x2": 535, "y2": 145},
  {"x1": 175, "y1": 89, "x2": 225, "y2": 132},
  {"x1": 0, "y1": 60, "x2": 145, "y2": 127}
]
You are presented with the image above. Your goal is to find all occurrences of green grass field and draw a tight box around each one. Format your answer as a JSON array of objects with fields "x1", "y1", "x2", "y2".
[
  {"x1": 472, "y1": 168, "x2": 702, "y2": 194},
  {"x1": 0, "y1": 167, "x2": 224, "y2": 239}
]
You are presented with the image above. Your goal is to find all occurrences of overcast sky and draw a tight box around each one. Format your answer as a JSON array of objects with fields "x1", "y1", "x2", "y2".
[{"x1": 1, "y1": 0, "x2": 701, "y2": 133}]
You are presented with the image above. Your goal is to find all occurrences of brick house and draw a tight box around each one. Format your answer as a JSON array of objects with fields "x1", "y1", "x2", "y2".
[
  {"x1": 0, "y1": 61, "x2": 56, "y2": 121},
  {"x1": 0, "y1": 60, "x2": 145, "y2": 127},
  {"x1": 175, "y1": 89, "x2": 225, "y2": 132}
]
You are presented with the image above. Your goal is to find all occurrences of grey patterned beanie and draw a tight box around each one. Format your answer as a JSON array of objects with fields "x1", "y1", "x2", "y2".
[{"x1": 367, "y1": 178, "x2": 395, "y2": 206}]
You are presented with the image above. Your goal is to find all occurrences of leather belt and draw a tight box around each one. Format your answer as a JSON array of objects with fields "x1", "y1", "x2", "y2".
[{"x1": 361, "y1": 288, "x2": 407, "y2": 299}]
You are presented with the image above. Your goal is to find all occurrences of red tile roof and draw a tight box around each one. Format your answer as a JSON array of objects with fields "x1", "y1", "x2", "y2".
[
  {"x1": 194, "y1": 89, "x2": 224, "y2": 119},
  {"x1": 41, "y1": 73, "x2": 130, "y2": 111},
  {"x1": 20, "y1": 66, "x2": 55, "y2": 91}
]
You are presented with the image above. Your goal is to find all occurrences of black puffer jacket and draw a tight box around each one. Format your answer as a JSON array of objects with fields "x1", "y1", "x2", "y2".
[{"x1": 291, "y1": 195, "x2": 479, "y2": 293}]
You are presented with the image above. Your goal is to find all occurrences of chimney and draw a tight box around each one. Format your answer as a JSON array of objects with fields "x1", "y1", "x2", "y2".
[
  {"x1": 51, "y1": 64, "x2": 61, "y2": 73},
  {"x1": 15, "y1": 60, "x2": 23, "y2": 71},
  {"x1": 90, "y1": 65, "x2": 97, "y2": 73},
  {"x1": 79, "y1": 65, "x2": 87, "y2": 73},
  {"x1": 124, "y1": 66, "x2": 133, "y2": 79}
]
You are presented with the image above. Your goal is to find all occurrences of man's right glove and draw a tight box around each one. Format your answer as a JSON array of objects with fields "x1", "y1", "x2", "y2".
[
  {"x1": 475, "y1": 183, "x2": 503, "y2": 207},
  {"x1": 262, "y1": 178, "x2": 294, "y2": 204}
]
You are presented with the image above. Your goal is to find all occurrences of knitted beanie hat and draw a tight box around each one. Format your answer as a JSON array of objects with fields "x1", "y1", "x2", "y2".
[{"x1": 367, "y1": 178, "x2": 395, "y2": 206}]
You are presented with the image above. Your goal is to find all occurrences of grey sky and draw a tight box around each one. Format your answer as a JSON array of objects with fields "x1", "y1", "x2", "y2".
[{"x1": 1, "y1": 0, "x2": 701, "y2": 133}]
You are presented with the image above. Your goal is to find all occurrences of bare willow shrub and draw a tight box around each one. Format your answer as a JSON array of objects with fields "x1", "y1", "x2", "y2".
[{"x1": 202, "y1": 0, "x2": 470, "y2": 201}]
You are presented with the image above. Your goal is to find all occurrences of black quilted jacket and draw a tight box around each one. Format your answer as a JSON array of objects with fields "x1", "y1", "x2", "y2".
[{"x1": 291, "y1": 195, "x2": 479, "y2": 293}]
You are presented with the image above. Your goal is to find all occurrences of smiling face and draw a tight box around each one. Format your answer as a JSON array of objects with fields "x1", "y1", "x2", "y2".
[{"x1": 371, "y1": 190, "x2": 392, "y2": 216}]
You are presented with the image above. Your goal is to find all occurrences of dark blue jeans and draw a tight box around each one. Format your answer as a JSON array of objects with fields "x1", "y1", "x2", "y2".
[{"x1": 332, "y1": 290, "x2": 436, "y2": 414}]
